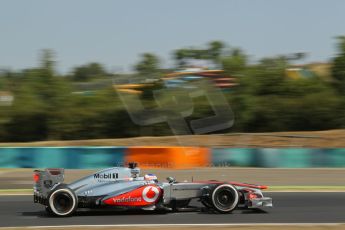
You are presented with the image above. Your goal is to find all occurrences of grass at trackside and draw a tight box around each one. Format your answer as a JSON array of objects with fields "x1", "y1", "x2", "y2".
[
  {"x1": 1, "y1": 186, "x2": 345, "y2": 195},
  {"x1": 0, "y1": 189, "x2": 33, "y2": 194}
]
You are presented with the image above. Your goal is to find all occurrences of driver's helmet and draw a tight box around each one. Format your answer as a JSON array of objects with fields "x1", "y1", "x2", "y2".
[{"x1": 144, "y1": 174, "x2": 158, "y2": 182}]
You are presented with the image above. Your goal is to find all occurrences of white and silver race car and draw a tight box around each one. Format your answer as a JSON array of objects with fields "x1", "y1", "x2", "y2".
[{"x1": 33, "y1": 163, "x2": 272, "y2": 216}]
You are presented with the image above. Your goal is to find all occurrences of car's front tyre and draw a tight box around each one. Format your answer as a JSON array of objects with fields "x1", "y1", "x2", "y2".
[{"x1": 210, "y1": 184, "x2": 239, "y2": 213}]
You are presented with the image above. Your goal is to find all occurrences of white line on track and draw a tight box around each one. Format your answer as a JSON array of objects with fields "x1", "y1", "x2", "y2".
[{"x1": 0, "y1": 223, "x2": 344, "y2": 229}]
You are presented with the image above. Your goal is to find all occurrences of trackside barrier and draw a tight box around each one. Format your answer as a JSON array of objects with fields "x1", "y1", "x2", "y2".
[
  {"x1": 212, "y1": 148, "x2": 345, "y2": 168},
  {"x1": 125, "y1": 146, "x2": 210, "y2": 169},
  {"x1": 0, "y1": 147, "x2": 126, "y2": 169},
  {"x1": 0, "y1": 147, "x2": 345, "y2": 168}
]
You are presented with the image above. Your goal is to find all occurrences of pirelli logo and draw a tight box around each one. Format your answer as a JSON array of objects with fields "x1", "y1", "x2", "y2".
[{"x1": 94, "y1": 173, "x2": 119, "y2": 180}]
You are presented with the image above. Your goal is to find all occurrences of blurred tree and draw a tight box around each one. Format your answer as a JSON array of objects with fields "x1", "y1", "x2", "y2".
[
  {"x1": 50, "y1": 87, "x2": 139, "y2": 140},
  {"x1": 174, "y1": 49, "x2": 189, "y2": 67},
  {"x1": 39, "y1": 49, "x2": 55, "y2": 77},
  {"x1": 191, "y1": 49, "x2": 209, "y2": 60},
  {"x1": 236, "y1": 56, "x2": 288, "y2": 97},
  {"x1": 173, "y1": 41, "x2": 225, "y2": 68},
  {"x1": 134, "y1": 53, "x2": 161, "y2": 79},
  {"x1": 222, "y1": 48, "x2": 247, "y2": 76},
  {"x1": 72, "y1": 62, "x2": 107, "y2": 81},
  {"x1": 332, "y1": 36, "x2": 345, "y2": 93},
  {"x1": 173, "y1": 48, "x2": 207, "y2": 67},
  {"x1": 292, "y1": 52, "x2": 306, "y2": 61},
  {"x1": 4, "y1": 50, "x2": 73, "y2": 141},
  {"x1": 207, "y1": 40, "x2": 225, "y2": 64},
  {"x1": 1, "y1": 40, "x2": 345, "y2": 142},
  {"x1": 231, "y1": 53, "x2": 342, "y2": 132},
  {"x1": 5, "y1": 80, "x2": 49, "y2": 141}
]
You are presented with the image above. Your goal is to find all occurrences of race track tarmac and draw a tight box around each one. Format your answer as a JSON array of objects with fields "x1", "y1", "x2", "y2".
[{"x1": 0, "y1": 193, "x2": 344, "y2": 227}]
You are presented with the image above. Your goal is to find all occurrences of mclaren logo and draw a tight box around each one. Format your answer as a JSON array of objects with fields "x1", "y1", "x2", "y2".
[{"x1": 94, "y1": 173, "x2": 118, "y2": 180}]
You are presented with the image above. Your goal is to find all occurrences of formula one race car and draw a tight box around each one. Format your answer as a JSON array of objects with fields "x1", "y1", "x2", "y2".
[{"x1": 33, "y1": 163, "x2": 272, "y2": 216}]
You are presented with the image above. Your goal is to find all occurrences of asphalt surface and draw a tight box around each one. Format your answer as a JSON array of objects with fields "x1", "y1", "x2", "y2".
[{"x1": 0, "y1": 193, "x2": 344, "y2": 227}]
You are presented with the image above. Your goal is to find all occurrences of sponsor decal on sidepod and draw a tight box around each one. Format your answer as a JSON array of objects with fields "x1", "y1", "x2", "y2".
[
  {"x1": 94, "y1": 173, "x2": 118, "y2": 179},
  {"x1": 104, "y1": 185, "x2": 161, "y2": 206}
]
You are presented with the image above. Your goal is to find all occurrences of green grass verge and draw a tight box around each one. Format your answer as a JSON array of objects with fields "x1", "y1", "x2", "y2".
[{"x1": 0, "y1": 189, "x2": 32, "y2": 194}]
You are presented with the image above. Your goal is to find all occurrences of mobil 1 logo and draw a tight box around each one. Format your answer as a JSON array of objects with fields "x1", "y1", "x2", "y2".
[{"x1": 94, "y1": 173, "x2": 119, "y2": 182}]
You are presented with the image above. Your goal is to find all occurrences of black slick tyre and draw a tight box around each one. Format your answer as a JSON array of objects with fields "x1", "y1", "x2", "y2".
[
  {"x1": 47, "y1": 185, "x2": 78, "y2": 217},
  {"x1": 210, "y1": 184, "x2": 239, "y2": 213}
]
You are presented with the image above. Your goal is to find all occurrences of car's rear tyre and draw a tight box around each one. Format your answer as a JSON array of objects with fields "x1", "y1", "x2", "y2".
[
  {"x1": 210, "y1": 184, "x2": 239, "y2": 213},
  {"x1": 47, "y1": 185, "x2": 78, "y2": 217}
]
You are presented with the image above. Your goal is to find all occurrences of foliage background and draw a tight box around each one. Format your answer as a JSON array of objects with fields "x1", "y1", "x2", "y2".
[{"x1": 0, "y1": 38, "x2": 345, "y2": 142}]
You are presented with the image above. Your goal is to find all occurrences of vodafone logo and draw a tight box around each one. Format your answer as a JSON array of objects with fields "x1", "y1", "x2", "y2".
[
  {"x1": 104, "y1": 185, "x2": 161, "y2": 206},
  {"x1": 142, "y1": 186, "x2": 160, "y2": 203}
]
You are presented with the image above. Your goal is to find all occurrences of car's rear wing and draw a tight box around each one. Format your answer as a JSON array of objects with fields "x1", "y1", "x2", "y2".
[{"x1": 33, "y1": 168, "x2": 64, "y2": 198}]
